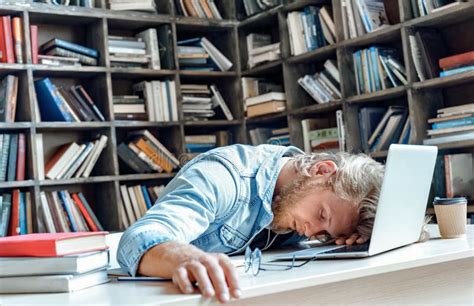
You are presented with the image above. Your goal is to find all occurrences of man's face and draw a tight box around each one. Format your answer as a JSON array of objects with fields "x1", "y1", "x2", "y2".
[{"x1": 271, "y1": 176, "x2": 359, "y2": 239}]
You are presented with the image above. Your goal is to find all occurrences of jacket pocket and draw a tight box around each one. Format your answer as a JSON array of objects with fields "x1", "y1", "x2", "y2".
[{"x1": 219, "y1": 224, "x2": 248, "y2": 250}]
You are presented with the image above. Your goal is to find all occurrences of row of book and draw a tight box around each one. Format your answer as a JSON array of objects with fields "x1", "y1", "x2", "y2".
[
  {"x1": 0, "y1": 134, "x2": 26, "y2": 182},
  {"x1": 41, "y1": 135, "x2": 108, "y2": 180},
  {"x1": 119, "y1": 184, "x2": 165, "y2": 228},
  {"x1": 242, "y1": 0, "x2": 283, "y2": 17},
  {"x1": 0, "y1": 16, "x2": 25, "y2": 64},
  {"x1": 242, "y1": 77, "x2": 286, "y2": 118},
  {"x1": 359, "y1": 106, "x2": 411, "y2": 153},
  {"x1": 115, "y1": 80, "x2": 178, "y2": 122},
  {"x1": 287, "y1": 5, "x2": 335, "y2": 56},
  {"x1": 353, "y1": 47, "x2": 407, "y2": 95},
  {"x1": 246, "y1": 33, "x2": 280, "y2": 69},
  {"x1": 39, "y1": 37, "x2": 99, "y2": 66},
  {"x1": 298, "y1": 59, "x2": 341, "y2": 104},
  {"x1": 423, "y1": 103, "x2": 474, "y2": 146},
  {"x1": 34, "y1": 0, "x2": 95, "y2": 8},
  {"x1": 411, "y1": 0, "x2": 462, "y2": 17},
  {"x1": 0, "y1": 190, "x2": 31, "y2": 237},
  {"x1": 0, "y1": 232, "x2": 109, "y2": 293},
  {"x1": 301, "y1": 112, "x2": 345, "y2": 154},
  {"x1": 177, "y1": 37, "x2": 232, "y2": 71},
  {"x1": 433, "y1": 153, "x2": 473, "y2": 202},
  {"x1": 0, "y1": 75, "x2": 19, "y2": 123},
  {"x1": 181, "y1": 84, "x2": 233, "y2": 121},
  {"x1": 108, "y1": 29, "x2": 161, "y2": 69},
  {"x1": 175, "y1": 0, "x2": 223, "y2": 19},
  {"x1": 341, "y1": 0, "x2": 397, "y2": 40},
  {"x1": 248, "y1": 127, "x2": 289, "y2": 146},
  {"x1": 117, "y1": 129, "x2": 180, "y2": 174},
  {"x1": 185, "y1": 131, "x2": 231, "y2": 155}
]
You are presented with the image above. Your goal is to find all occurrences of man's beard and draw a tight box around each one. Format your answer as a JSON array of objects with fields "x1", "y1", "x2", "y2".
[{"x1": 270, "y1": 176, "x2": 330, "y2": 234}]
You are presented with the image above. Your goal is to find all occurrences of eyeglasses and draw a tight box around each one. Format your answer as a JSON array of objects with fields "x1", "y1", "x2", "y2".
[{"x1": 244, "y1": 246, "x2": 317, "y2": 276}]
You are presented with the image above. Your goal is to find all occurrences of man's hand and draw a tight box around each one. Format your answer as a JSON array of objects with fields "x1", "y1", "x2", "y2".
[
  {"x1": 138, "y1": 241, "x2": 241, "y2": 303},
  {"x1": 335, "y1": 233, "x2": 369, "y2": 245}
]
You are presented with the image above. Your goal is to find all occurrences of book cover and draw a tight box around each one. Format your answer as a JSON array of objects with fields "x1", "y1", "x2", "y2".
[
  {"x1": 40, "y1": 38, "x2": 99, "y2": 59},
  {"x1": 7, "y1": 189, "x2": 20, "y2": 236},
  {"x1": 1, "y1": 16, "x2": 14, "y2": 63},
  {"x1": 439, "y1": 51, "x2": 474, "y2": 70},
  {"x1": 30, "y1": 25, "x2": 39, "y2": 64},
  {"x1": 35, "y1": 78, "x2": 74, "y2": 122},
  {"x1": 6, "y1": 134, "x2": 18, "y2": 182},
  {"x1": 0, "y1": 193, "x2": 12, "y2": 237},
  {"x1": 15, "y1": 133, "x2": 25, "y2": 181}
]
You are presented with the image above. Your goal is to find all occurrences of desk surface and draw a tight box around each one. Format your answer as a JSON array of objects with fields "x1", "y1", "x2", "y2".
[{"x1": 1, "y1": 225, "x2": 474, "y2": 305}]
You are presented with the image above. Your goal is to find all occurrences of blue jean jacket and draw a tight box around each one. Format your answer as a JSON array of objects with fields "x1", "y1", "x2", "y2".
[{"x1": 117, "y1": 144, "x2": 304, "y2": 276}]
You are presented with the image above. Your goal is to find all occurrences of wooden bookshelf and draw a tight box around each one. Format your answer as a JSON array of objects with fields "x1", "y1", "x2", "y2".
[{"x1": 1, "y1": 0, "x2": 473, "y2": 234}]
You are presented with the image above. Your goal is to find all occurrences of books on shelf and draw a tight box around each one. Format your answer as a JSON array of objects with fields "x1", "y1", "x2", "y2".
[
  {"x1": 246, "y1": 33, "x2": 281, "y2": 69},
  {"x1": 185, "y1": 130, "x2": 231, "y2": 156},
  {"x1": 245, "y1": 91, "x2": 286, "y2": 118},
  {"x1": 410, "y1": 0, "x2": 460, "y2": 17},
  {"x1": 0, "y1": 75, "x2": 19, "y2": 123},
  {"x1": 0, "y1": 189, "x2": 31, "y2": 237},
  {"x1": 287, "y1": 5, "x2": 335, "y2": 56},
  {"x1": 175, "y1": 0, "x2": 223, "y2": 19},
  {"x1": 439, "y1": 50, "x2": 474, "y2": 78},
  {"x1": 423, "y1": 103, "x2": 474, "y2": 145},
  {"x1": 298, "y1": 59, "x2": 342, "y2": 104},
  {"x1": 242, "y1": 0, "x2": 283, "y2": 17},
  {"x1": 108, "y1": 0, "x2": 157, "y2": 12},
  {"x1": 177, "y1": 37, "x2": 233, "y2": 71},
  {"x1": 353, "y1": 46, "x2": 406, "y2": 95},
  {"x1": 181, "y1": 83, "x2": 233, "y2": 121},
  {"x1": 119, "y1": 184, "x2": 165, "y2": 227},
  {"x1": 241, "y1": 77, "x2": 283, "y2": 100},
  {"x1": 117, "y1": 129, "x2": 179, "y2": 174},
  {"x1": 432, "y1": 153, "x2": 473, "y2": 200},
  {"x1": 248, "y1": 127, "x2": 289, "y2": 146},
  {"x1": 0, "y1": 16, "x2": 25, "y2": 64},
  {"x1": 39, "y1": 38, "x2": 99, "y2": 66},
  {"x1": 0, "y1": 133, "x2": 26, "y2": 182}
]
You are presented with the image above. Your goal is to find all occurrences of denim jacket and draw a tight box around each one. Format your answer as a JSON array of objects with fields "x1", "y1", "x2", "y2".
[{"x1": 117, "y1": 144, "x2": 304, "y2": 276}]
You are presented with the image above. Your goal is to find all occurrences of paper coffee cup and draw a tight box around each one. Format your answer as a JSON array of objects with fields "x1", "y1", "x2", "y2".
[{"x1": 433, "y1": 197, "x2": 467, "y2": 239}]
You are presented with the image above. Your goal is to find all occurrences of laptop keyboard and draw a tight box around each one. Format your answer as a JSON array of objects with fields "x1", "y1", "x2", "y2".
[{"x1": 322, "y1": 243, "x2": 370, "y2": 254}]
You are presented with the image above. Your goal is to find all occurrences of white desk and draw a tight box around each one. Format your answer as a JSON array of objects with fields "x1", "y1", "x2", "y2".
[{"x1": 1, "y1": 225, "x2": 474, "y2": 305}]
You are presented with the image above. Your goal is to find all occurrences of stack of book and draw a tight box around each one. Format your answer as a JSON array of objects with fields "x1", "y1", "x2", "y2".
[
  {"x1": 0, "y1": 232, "x2": 109, "y2": 293},
  {"x1": 41, "y1": 135, "x2": 108, "y2": 180},
  {"x1": 246, "y1": 33, "x2": 280, "y2": 69},
  {"x1": 175, "y1": 0, "x2": 223, "y2": 19},
  {"x1": 0, "y1": 133, "x2": 26, "y2": 182},
  {"x1": 266, "y1": 127, "x2": 290, "y2": 146},
  {"x1": 249, "y1": 127, "x2": 287, "y2": 145},
  {"x1": 242, "y1": 77, "x2": 283, "y2": 100},
  {"x1": 301, "y1": 115, "x2": 346, "y2": 153},
  {"x1": 0, "y1": 16, "x2": 25, "y2": 64},
  {"x1": 439, "y1": 51, "x2": 474, "y2": 78},
  {"x1": 119, "y1": 184, "x2": 165, "y2": 227},
  {"x1": 117, "y1": 129, "x2": 180, "y2": 174},
  {"x1": 432, "y1": 153, "x2": 473, "y2": 201},
  {"x1": 124, "y1": 80, "x2": 178, "y2": 122},
  {"x1": 423, "y1": 104, "x2": 474, "y2": 146},
  {"x1": 287, "y1": 5, "x2": 336, "y2": 56},
  {"x1": 184, "y1": 131, "x2": 231, "y2": 160},
  {"x1": 34, "y1": 78, "x2": 106, "y2": 122},
  {"x1": 181, "y1": 84, "x2": 233, "y2": 121},
  {"x1": 0, "y1": 190, "x2": 32, "y2": 237},
  {"x1": 410, "y1": 0, "x2": 461, "y2": 17},
  {"x1": 108, "y1": 0, "x2": 157, "y2": 12},
  {"x1": 360, "y1": 106, "x2": 410, "y2": 153},
  {"x1": 108, "y1": 30, "x2": 161, "y2": 69},
  {"x1": 245, "y1": 91, "x2": 286, "y2": 118},
  {"x1": 177, "y1": 37, "x2": 233, "y2": 71},
  {"x1": 340, "y1": 0, "x2": 396, "y2": 40},
  {"x1": 39, "y1": 38, "x2": 99, "y2": 66},
  {"x1": 0, "y1": 75, "x2": 19, "y2": 123},
  {"x1": 242, "y1": 0, "x2": 283, "y2": 17},
  {"x1": 353, "y1": 47, "x2": 407, "y2": 95},
  {"x1": 298, "y1": 59, "x2": 341, "y2": 104}
]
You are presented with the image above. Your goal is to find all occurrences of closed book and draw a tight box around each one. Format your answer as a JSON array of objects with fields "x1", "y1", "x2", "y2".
[
  {"x1": 136, "y1": 28, "x2": 160, "y2": 70},
  {"x1": 423, "y1": 131, "x2": 474, "y2": 145},
  {"x1": 134, "y1": 138, "x2": 173, "y2": 173},
  {"x1": 45, "y1": 142, "x2": 81, "y2": 179},
  {"x1": 117, "y1": 142, "x2": 152, "y2": 173},
  {"x1": 440, "y1": 65, "x2": 474, "y2": 78},
  {"x1": 15, "y1": 133, "x2": 25, "y2": 180},
  {"x1": 246, "y1": 100, "x2": 286, "y2": 118},
  {"x1": 0, "y1": 231, "x2": 108, "y2": 257},
  {"x1": 45, "y1": 47, "x2": 98, "y2": 66},
  {"x1": 431, "y1": 116, "x2": 474, "y2": 129},
  {"x1": 35, "y1": 78, "x2": 74, "y2": 122},
  {"x1": 7, "y1": 189, "x2": 20, "y2": 236},
  {"x1": 0, "y1": 269, "x2": 109, "y2": 293},
  {"x1": 78, "y1": 192, "x2": 104, "y2": 231},
  {"x1": 141, "y1": 185, "x2": 153, "y2": 209},
  {"x1": 0, "y1": 134, "x2": 11, "y2": 181},
  {"x1": 200, "y1": 37, "x2": 233, "y2": 71},
  {"x1": 439, "y1": 51, "x2": 474, "y2": 70},
  {"x1": 71, "y1": 193, "x2": 99, "y2": 232},
  {"x1": 40, "y1": 38, "x2": 99, "y2": 58},
  {"x1": 74, "y1": 85, "x2": 105, "y2": 121},
  {"x1": 0, "y1": 251, "x2": 109, "y2": 277},
  {"x1": 157, "y1": 24, "x2": 174, "y2": 69},
  {"x1": 30, "y1": 25, "x2": 39, "y2": 64},
  {"x1": 245, "y1": 92, "x2": 286, "y2": 106},
  {"x1": 128, "y1": 129, "x2": 180, "y2": 167},
  {"x1": 81, "y1": 135, "x2": 108, "y2": 178},
  {"x1": 11, "y1": 17, "x2": 23, "y2": 64},
  {"x1": 1, "y1": 16, "x2": 14, "y2": 63},
  {"x1": 6, "y1": 134, "x2": 18, "y2": 182}
]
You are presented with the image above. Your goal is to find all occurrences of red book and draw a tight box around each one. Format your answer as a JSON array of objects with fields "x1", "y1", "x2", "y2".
[
  {"x1": 8, "y1": 189, "x2": 20, "y2": 236},
  {"x1": 16, "y1": 133, "x2": 25, "y2": 181},
  {"x1": 30, "y1": 25, "x2": 38, "y2": 64},
  {"x1": 0, "y1": 231, "x2": 109, "y2": 257},
  {"x1": 71, "y1": 193, "x2": 99, "y2": 232},
  {"x1": 2, "y1": 16, "x2": 15, "y2": 64},
  {"x1": 439, "y1": 51, "x2": 474, "y2": 70},
  {"x1": 0, "y1": 18, "x2": 6, "y2": 63}
]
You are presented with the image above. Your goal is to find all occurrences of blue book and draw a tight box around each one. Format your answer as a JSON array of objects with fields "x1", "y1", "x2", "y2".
[
  {"x1": 365, "y1": 49, "x2": 373, "y2": 93},
  {"x1": 354, "y1": 50, "x2": 364, "y2": 93},
  {"x1": 59, "y1": 191, "x2": 78, "y2": 232},
  {"x1": 440, "y1": 65, "x2": 474, "y2": 77},
  {"x1": 35, "y1": 78, "x2": 74, "y2": 122},
  {"x1": 177, "y1": 37, "x2": 201, "y2": 46},
  {"x1": 185, "y1": 143, "x2": 216, "y2": 153},
  {"x1": 141, "y1": 185, "x2": 153, "y2": 210},
  {"x1": 432, "y1": 117, "x2": 474, "y2": 129},
  {"x1": 41, "y1": 38, "x2": 99, "y2": 58},
  {"x1": 370, "y1": 47, "x2": 381, "y2": 91},
  {"x1": 301, "y1": 9, "x2": 317, "y2": 51},
  {"x1": 311, "y1": 6, "x2": 326, "y2": 48},
  {"x1": 6, "y1": 134, "x2": 18, "y2": 182},
  {"x1": 19, "y1": 192, "x2": 27, "y2": 235},
  {"x1": 0, "y1": 193, "x2": 12, "y2": 237}
]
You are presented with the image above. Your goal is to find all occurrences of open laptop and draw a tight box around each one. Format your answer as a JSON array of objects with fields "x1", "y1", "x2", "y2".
[{"x1": 272, "y1": 144, "x2": 438, "y2": 260}]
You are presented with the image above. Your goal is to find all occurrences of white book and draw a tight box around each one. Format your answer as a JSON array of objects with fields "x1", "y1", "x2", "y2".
[
  {"x1": 208, "y1": 0, "x2": 223, "y2": 19},
  {"x1": 128, "y1": 130, "x2": 180, "y2": 167},
  {"x1": 82, "y1": 135, "x2": 108, "y2": 178},
  {"x1": 319, "y1": 13, "x2": 336, "y2": 45},
  {"x1": 286, "y1": 15, "x2": 296, "y2": 55},
  {"x1": 248, "y1": 50, "x2": 280, "y2": 68},
  {"x1": 245, "y1": 92, "x2": 286, "y2": 107},
  {"x1": 159, "y1": 81, "x2": 170, "y2": 122},
  {"x1": 192, "y1": 0, "x2": 207, "y2": 17},
  {"x1": 36, "y1": 133, "x2": 45, "y2": 180},
  {"x1": 113, "y1": 104, "x2": 146, "y2": 113},
  {"x1": 128, "y1": 143, "x2": 162, "y2": 172},
  {"x1": 108, "y1": 39, "x2": 146, "y2": 49},
  {"x1": 319, "y1": 72, "x2": 342, "y2": 98},
  {"x1": 66, "y1": 191, "x2": 88, "y2": 232},
  {"x1": 324, "y1": 59, "x2": 340, "y2": 83},
  {"x1": 292, "y1": 12, "x2": 307, "y2": 55},
  {"x1": 110, "y1": 2, "x2": 156, "y2": 12},
  {"x1": 62, "y1": 142, "x2": 95, "y2": 179},
  {"x1": 57, "y1": 144, "x2": 87, "y2": 180},
  {"x1": 346, "y1": 0, "x2": 358, "y2": 39},
  {"x1": 120, "y1": 185, "x2": 136, "y2": 225},
  {"x1": 109, "y1": 46, "x2": 146, "y2": 55},
  {"x1": 320, "y1": 6, "x2": 336, "y2": 42},
  {"x1": 134, "y1": 81, "x2": 155, "y2": 121},
  {"x1": 341, "y1": 0, "x2": 350, "y2": 39},
  {"x1": 336, "y1": 109, "x2": 346, "y2": 152},
  {"x1": 408, "y1": 34, "x2": 426, "y2": 82},
  {"x1": 74, "y1": 139, "x2": 99, "y2": 178},
  {"x1": 136, "y1": 28, "x2": 161, "y2": 70},
  {"x1": 39, "y1": 191, "x2": 56, "y2": 233},
  {"x1": 0, "y1": 269, "x2": 109, "y2": 294},
  {"x1": 127, "y1": 186, "x2": 143, "y2": 219},
  {"x1": 210, "y1": 85, "x2": 233, "y2": 120},
  {"x1": 200, "y1": 37, "x2": 233, "y2": 71},
  {"x1": 46, "y1": 143, "x2": 81, "y2": 180},
  {"x1": 51, "y1": 191, "x2": 71, "y2": 233},
  {"x1": 119, "y1": 198, "x2": 130, "y2": 228},
  {"x1": 169, "y1": 81, "x2": 179, "y2": 121},
  {"x1": 133, "y1": 185, "x2": 148, "y2": 217},
  {"x1": 249, "y1": 42, "x2": 281, "y2": 56}
]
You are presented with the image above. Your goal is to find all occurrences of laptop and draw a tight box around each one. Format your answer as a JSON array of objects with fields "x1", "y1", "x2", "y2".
[{"x1": 272, "y1": 144, "x2": 438, "y2": 260}]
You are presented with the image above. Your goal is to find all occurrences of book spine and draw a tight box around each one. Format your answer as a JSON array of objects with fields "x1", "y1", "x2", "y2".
[
  {"x1": 77, "y1": 192, "x2": 104, "y2": 231},
  {"x1": 59, "y1": 191, "x2": 78, "y2": 232},
  {"x1": 46, "y1": 47, "x2": 98, "y2": 66},
  {"x1": 30, "y1": 25, "x2": 39, "y2": 64},
  {"x1": 440, "y1": 65, "x2": 474, "y2": 77},
  {"x1": 0, "y1": 193, "x2": 12, "y2": 236},
  {"x1": 15, "y1": 133, "x2": 25, "y2": 181},
  {"x1": 0, "y1": 134, "x2": 11, "y2": 181},
  {"x1": 8, "y1": 189, "x2": 20, "y2": 236},
  {"x1": 82, "y1": 135, "x2": 108, "y2": 178},
  {"x1": 6, "y1": 134, "x2": 18, "y2": 182},
  {"x1": 53, "y1": 38, "x2": 99, "y2": 58},
  {"x1": 432, "y1": 117, "x2": 474, "y2": 129},
  {"x1": 141, "y1": 185, "x2": 153, "y2": 209},
  {"x1": 19, "y1": 192, "x2": 27, "y2": 234},
  {"x1": 71, "y1": 193, "x2": 98, "y2": 232},
  {"x1": 2, "y1": 16, "x2": 15, "y2": 64},
  {"x1": 12, "y1": 17, "x2": 23, "y2": 64},
  {"x1": 439, "y1": 51, "x2": 474, "y2": 70}
]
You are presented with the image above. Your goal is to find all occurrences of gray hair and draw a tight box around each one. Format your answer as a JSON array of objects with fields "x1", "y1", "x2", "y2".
[{"x1": 292, "y1": 152, "x2": 384, "y2": 240}]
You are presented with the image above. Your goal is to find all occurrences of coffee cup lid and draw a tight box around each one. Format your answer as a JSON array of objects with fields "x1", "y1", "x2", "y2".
[{"x1": 433, "y1": 197, "x2": 467, "y2": 205}]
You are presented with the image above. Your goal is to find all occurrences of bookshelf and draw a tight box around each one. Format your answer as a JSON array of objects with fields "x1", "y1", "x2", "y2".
[{"x1": 0, "y1": 0, "x2": 473, "y2": 233}]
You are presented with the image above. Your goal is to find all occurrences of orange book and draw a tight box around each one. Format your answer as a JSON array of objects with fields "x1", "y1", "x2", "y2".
[
  {"x1": 199, "y1": 0, "x2": 214, "y2": 18},
  {"x1": 11, "y1": 17, "x2": 23, "y2": 64},
  {"x1": 134, "y1": 138, "x2": 172, "y2": 173},
  {"x1": 8, "y1": 189, "x2": 20, "y2": 236},
  {"x1": 183, "y1": 0, "x2": 199, "y2": 17},
  {"x1": 44, "y1": 143, "x2": 72, "y2": 174},
  {"x1": 30, "y1": 25, "x2": 38, "y2": 64},
  {"x1": 246, "y1": 100, "x2": 286, "y2": 118},
  {"x1": 0, "y1": 231, "x2": 108, "y2": 257},
  {"x1": 71, "y1": 193, "x2": 99, "y2": 232},
  {"x1": 1, "y1": 16, "x2": 14, "y2": 63},
  {"x1": 439, "y1": 51, "x2": 474, "y2": 70}
]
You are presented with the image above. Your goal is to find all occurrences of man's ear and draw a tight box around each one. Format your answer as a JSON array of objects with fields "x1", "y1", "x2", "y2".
[{"x1": 309, "y1": 161, "x2": 337, "y2": 178}]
